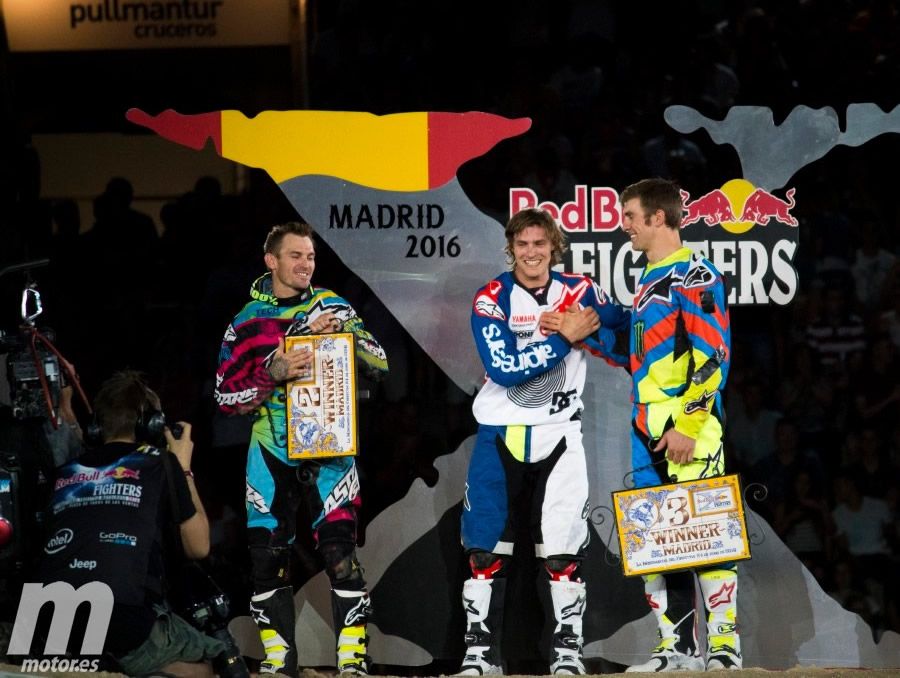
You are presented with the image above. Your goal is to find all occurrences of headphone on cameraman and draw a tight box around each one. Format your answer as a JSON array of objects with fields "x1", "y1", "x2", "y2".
[
  {"x1": 136, "y1": 401, "x2": 167, "y2": 446},
  {"x1": 85, "y1": 379, "x2": 167, "y2": 447}
]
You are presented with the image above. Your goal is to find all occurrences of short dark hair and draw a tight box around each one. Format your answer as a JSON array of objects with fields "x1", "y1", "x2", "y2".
[
  {"x1": 504, "y1": 208, "x2": 567, "y2": 268},
  {"x1": 93, "y1": 371, "x2": 160, "y2": 442},
  {"x1": 620, "y1": 178, "x2": 683, "y2": 230},
  {"x1": 263, "y1": 221, "x2": 315, "y2": 255}
]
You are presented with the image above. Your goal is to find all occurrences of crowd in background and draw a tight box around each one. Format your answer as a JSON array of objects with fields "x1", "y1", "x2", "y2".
[{"x1": 1, "y1": 0, "x2": 899, "y2": 651}]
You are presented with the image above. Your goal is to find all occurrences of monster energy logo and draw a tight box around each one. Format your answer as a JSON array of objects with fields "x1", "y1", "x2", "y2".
[{"x1": 634, "y1": 321, "x2": 645, "y2": 360}]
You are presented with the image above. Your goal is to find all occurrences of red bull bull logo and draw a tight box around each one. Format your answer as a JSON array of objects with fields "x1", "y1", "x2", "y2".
[
  {"x1": 104, "y1": 466, "x2": 140, "y2": 480},
  {"x1": 680, "y1": 188, "x2": 737, "y2": 227},
  {"x1": 682, "y1": 179, "x2": 798, "y2": 232},
  {"x1": 740, "y1": 187, "x2": 798, "y2": 227}
]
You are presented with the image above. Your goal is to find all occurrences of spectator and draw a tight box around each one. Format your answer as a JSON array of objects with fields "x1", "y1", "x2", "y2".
[
  {"x1": 773, "y1": 468, "x2": 832, "y2": 581},
  {"x1": 826, "y1": 558, "x2": 882, "y2": 636},
  {"x1": 852, "y1": 336, "x2": 900, "y2": 434},
  {"x1": 749, "y1": 418, "x2": 826, "y2": 521},
  {"x1": 851, "y1": 216, "x2": 896, "y2": 311},
  {"x1": 831, "y1": 472, "x2": 894, "y2": 585},
  {"x1": 847, "y1": 427, "x2": 899, "y2": 500},
  {"x1": 805, "y1": 280, "x2": 866, "y2": 372},
  {"x1": 778, "y1": 343, "x2": 828, "y2": 449},
  {"x1": 726, "y1": 377, "x2": 782, "y2": 471}
]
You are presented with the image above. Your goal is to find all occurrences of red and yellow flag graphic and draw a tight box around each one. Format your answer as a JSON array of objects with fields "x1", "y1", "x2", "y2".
[{"x1": 126, "y1": 108, "x2": 531, "y2": 191}]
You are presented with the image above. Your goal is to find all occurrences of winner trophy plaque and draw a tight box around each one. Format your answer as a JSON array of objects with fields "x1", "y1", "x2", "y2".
[
  {"x1": 285, "y1": 333, "x2": 358, "y2": 459},
  {"x1": 612, "y1": 474, "x2": 751, "y2": 577}
]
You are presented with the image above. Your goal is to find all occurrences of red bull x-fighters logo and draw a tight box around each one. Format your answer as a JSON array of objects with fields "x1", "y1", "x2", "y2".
[{"x1": 511, "y1": 179, "x2": 799, "y2": 307}]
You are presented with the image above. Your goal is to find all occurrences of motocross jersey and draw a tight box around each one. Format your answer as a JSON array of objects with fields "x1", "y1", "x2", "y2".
[
  {"x1": 215, "y1": 273, "x2": 388, "y2": 461},
  {"x1": 620, "y1": 247, "x2": 731, "y2": 440},
  {"x1": 471, "y1": 270, "x2": 628, "y2": 428}
]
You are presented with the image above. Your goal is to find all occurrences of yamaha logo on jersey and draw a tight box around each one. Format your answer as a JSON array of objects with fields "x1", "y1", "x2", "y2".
[{"x1": 509, "y1": 313, "x2": 536, "y2": 336}]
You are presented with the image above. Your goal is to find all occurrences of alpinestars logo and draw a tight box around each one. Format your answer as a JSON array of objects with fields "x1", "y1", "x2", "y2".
[
  {"x1": 684, "y1": 390, "x2": 715, "y2": 415},
  {"x1": 550, "y1": 279, "x2": 590, "y2": 312},
  {"x1": 683, "y1": 260, "x2": 715, "y2": 289},
  {"x1": 343, "y1": 593, "x2": 373, "y2": 626},
  {"x1": 475, "y1": 297, "x2": 506, "y2": 320},
  {"x1": 635, "y1": 269, "x2": 684, "y2": 312},
  {"x1": 250, "y1": 600, "x2": 270, "y2": 625},
  {"x1": 708, "y1": 581, "x2": 736, "y2": 608},
  {"x1": 474, "y1": 280, "x2": 506, "y2": 320},
  {"x1": 286, "y1": 299, "x2": 351, "y2": 336},
  {"x1": 560, "y1": 594, "x2": 585, "y2": 620},
  {"x1": 645, "y1": 593, "x2": 659, "y2": 609}
]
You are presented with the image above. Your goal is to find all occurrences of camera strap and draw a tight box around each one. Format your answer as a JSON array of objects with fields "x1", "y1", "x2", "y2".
[
  {"x1": 158, "y1": 447, "x2": 208, "y2": 594},
  {"x1": 159, "y1": 448, "x2": 183, "y2": 546}
]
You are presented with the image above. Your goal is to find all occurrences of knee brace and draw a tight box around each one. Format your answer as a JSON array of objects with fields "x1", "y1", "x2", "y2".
[
  {"x1": 316, "y1": 518, "x2": 364, "y2": 589},
  {"x1": 321, "y1": 541, "x2": 366, "y2": 590},
  {"x1": 545, "y1": 557, "x2": 582, "y2": 583},
  {"x1": 250, "y1": 546, "x2": 292, "y2": 592},
  {"x1": 468, "y1": 550, "x2": 508, "y2": 580}
]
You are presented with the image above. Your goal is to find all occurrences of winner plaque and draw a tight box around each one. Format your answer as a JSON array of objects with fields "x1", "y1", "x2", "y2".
[
  {"x1": 612, "y1": 474, "x2": 751, "y2": 577},
  {"x1": 285, "y1": 333, "x2": 358, "y2": 459}
]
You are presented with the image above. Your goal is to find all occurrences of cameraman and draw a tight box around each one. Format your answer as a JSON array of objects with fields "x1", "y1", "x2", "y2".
[{"x1": 31, "y1": 371, "x2": 225, "y2": 676}]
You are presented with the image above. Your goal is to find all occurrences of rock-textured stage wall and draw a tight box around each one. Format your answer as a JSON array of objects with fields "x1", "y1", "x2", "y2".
[{"x1": 130, "y1": 105, "x2": 900, "y2": 669}]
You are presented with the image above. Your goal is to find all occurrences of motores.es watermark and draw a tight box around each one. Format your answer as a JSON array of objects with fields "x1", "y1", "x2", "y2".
[{"x1": 9, "y1": 581, "x2": 114, "y2": 673}]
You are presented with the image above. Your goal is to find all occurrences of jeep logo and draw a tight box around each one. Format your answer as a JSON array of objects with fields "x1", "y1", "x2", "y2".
[
  {"x1": 44, "y1": 529, "x2": 74, "y2": 554},
  {"x1": 68, "y1": 558, "x2": 97, "y2": 570}
]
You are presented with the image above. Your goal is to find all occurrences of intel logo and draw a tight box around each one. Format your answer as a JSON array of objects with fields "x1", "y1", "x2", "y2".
[{"x1": 44, "y1": 528, "x2": 74, "y2": 554}]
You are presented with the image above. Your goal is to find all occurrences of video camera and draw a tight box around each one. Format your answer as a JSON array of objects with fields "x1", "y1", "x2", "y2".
[
  {"x1": 0, "y1": 260, "x2": 87, "y2": 584},
  {"x1": 0, "y1": 261, "x2": 68, "y2": 423},
  {"x1": 1, "y1": 324, "x2": 63, "y2": 422}
]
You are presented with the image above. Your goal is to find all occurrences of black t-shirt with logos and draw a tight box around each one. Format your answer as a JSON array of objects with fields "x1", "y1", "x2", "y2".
[{"x1": 38, "y1": 442, "x2": 195, "y2": 656}]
